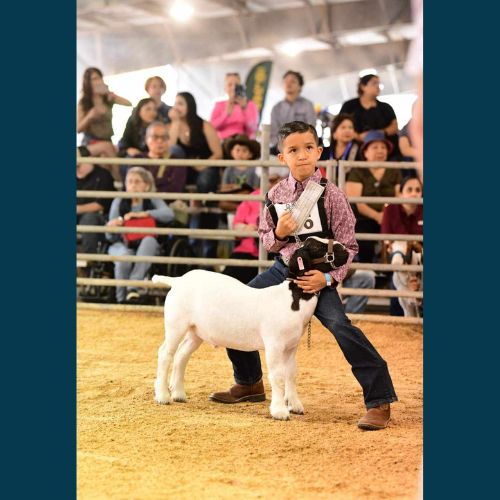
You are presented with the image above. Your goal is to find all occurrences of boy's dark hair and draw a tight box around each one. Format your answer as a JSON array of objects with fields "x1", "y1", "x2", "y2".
[
  {"x1": 283, "y1": 70, "x2": 304, "y2": 87},
  {"x1": 277, "y1": 121, "x2": 319, "y2": 152}
]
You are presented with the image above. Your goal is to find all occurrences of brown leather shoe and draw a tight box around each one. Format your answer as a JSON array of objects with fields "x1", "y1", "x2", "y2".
[
  {"x1": 357, "y1": 404, "x2": 391, "y2": 430},
  {"x1": 209, "y1": 380, "x2": 266, "y2": 404}
]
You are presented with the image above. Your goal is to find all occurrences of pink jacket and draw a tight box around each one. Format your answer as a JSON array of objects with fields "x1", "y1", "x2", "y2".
[
  {"x1": 210, "y1": 100, "x2": 259, "y2": 140},
  {"x1": 232, "y1": 188, "x2": 261, "y2": 257}
]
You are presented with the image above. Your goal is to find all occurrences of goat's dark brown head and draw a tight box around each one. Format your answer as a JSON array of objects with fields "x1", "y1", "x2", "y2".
[
  {"x1": 289, "y1": 237, "x2": 349, "y2": 277},
  {"x1": 287, "y1": 237, "x2": 349, "y2": 311}
]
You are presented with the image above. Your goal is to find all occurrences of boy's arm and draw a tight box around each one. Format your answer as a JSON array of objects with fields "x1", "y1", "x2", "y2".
[{"x1": 258, "y1": 202, "x2": 289, "y2": 253}]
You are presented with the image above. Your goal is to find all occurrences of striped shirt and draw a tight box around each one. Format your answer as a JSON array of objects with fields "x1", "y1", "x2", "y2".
[
  {"x1": 259, "y1": 169, "x2": 358, "y2": 283},
  {"x1": 270, "y1": 96, "x2": 316, "y2": 146}
]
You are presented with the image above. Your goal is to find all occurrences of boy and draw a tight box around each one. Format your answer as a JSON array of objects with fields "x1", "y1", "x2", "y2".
[
  {"x1": 145, "y1": 76, "x2": 171, "y2": 124},
  {"x1": 209, "y1": 121, "x2": 398, "y2": 430}
]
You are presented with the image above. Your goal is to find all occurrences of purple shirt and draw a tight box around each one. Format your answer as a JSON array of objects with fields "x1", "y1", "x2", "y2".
[{"x1": 259, "y1": 169, "x2": 358, "y2": 283}]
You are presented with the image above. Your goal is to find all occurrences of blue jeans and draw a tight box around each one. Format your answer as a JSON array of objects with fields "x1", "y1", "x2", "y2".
[
  {"x1": 226, "y1": 260, "x2": 398, "y2": 409},
  {"x1": 108, "y1": 236, "x2": 159, "y2": 302},
  {"x1": 343, "y1": 270, "x2": 376, "y2": 314}
]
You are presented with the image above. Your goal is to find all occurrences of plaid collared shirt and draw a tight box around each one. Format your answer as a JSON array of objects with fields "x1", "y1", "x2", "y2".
[{"x1": 259, "y1": 168, "x2": 358, "y2": 283}]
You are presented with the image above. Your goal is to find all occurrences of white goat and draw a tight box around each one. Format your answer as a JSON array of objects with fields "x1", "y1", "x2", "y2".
[{"x1": 153, "y1": 237, "x2": 349, "y2": 420}]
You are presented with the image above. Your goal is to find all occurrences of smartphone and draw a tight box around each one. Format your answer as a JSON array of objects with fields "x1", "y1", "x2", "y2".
[
  {"x1": 94, "y1": 82, "x2": 109, "y2": 95},
  {"x1": 234, "y1": 84, "x2": 246, "y2": 98}
]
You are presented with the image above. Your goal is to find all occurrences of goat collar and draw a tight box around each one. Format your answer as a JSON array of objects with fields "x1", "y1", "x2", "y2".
[{"x1": 310, "y1": 239, "x2": 338, "y2": 270}]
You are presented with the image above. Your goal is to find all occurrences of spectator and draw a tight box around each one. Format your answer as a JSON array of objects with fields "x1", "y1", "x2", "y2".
[
  {"x1": 106, "y1": 167, "x2": 174, "y2": 304},
  {"x1": 223, "y1": 166, "x2": 289, "y2": 284},
  {"x1": 219, "y1": 135, "x2": 261, "y2": 213},
  {"x1": 167, "y1": 92, "x2": 223, "y2": 259},
  {"x1": 319, "y1": 113, "x2": 361, "y2": 178},
  {"x1": 210, "y1": 72, "x2": 259, "y2": 142},
  {"x1": 381, "y1": 175, "x2": 423, "y2": 317},
  {"x1": 145, "y1": 76, "x2": 171, "y2": 124},
  {"x1": 131, "y1": 121, "x2": 187, "y2": 193},
  {"x1": 345, "y1": 130, "x2": 402, "y2": 263},
  {"x1": 341, "y1": 269, "x2": 377, "y2": 314},
  {"x1": 118, "y1": 98, "x2": 158, "y2": 157},
  {"x1": 168, "y1": 91, "x2": 223, "y2": 187},
  {"x1": 77, "y1": 67, "x2": 132, "y2": 157},
  {"x1": 270, "y1": 70, "x2": 316, "y2": 154},
  {"x1": 77, "y1": 147, "x2": 115, "y2": 255},
  {"x1": 339, "y1": 74, "x2": 400, "y2": 160}
]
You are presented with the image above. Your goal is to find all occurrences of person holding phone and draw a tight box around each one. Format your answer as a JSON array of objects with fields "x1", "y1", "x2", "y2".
[
  {"x1": 77, "y1": 67, "x2": 132, "y2": 160},
  {"x1": 210, "y1": 72, "x2": 259, "y2": 142}
]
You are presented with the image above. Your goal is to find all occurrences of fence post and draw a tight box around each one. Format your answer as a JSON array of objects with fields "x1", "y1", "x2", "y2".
[
  {"x1": 258, "y1": 124, "x2": 271, "y2": 273},
  {"x1": 338, "y1": 160, "x2": 346, "y2": 191}
]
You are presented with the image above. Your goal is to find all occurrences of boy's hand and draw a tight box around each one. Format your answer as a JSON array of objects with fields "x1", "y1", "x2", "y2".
[
  {"x1": 275, "y1": 211, "x2": 297, "y2": 240},
  {"x1": 294, "y1": 270, "x2": 327, "y2": 294}
]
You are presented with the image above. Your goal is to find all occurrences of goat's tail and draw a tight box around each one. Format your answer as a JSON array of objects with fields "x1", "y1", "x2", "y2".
[{"x1": 151, "y1": 274, "x2": 178, "y2": 288}]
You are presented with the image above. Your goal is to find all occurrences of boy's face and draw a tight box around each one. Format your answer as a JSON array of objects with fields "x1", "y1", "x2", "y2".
[
  {"x1": 231, "y1": 144, "x2": 252, "y2": 161},
  {"x1": 278, "y1": 131, "x2": 322, "y2": 182}
]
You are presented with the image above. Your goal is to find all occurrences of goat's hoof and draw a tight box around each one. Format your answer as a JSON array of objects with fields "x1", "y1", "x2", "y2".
[
  {"x1": 155, "y1": 395, "x2": 171, "y2": 405},
  {"x1": 271, "y1": 408, "x2": 290, "y2": 420},
  {"x1": 289, "y1": 404, "x2": 304, "y2": 415},
  {"x1": 172, "y1": 392, "x2": 187, "y2": 402}
]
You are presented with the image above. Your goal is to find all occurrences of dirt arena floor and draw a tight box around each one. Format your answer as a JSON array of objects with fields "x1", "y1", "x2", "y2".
[{"x1": 77, "y1": 308, "x2": 423, "y2": 499}]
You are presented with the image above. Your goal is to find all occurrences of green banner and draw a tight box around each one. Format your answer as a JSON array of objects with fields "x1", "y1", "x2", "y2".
[{"x1": 245, "y1": 60, "x2": 273, "y2": 125}]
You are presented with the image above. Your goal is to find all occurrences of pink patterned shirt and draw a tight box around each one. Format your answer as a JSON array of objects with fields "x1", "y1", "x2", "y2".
[
  {"x1": 210, "y1": 100, "x2": 259, "y2": 140},
  {"x1": 259, "y1": 168, "x2": 358, "y2": 283}
]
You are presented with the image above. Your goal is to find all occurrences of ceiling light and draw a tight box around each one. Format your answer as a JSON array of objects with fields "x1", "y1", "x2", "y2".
[
  {"x1": 338, "y1": 30, "x2": 387, "y2": 46},
  {"x1": 170, "y1": 1, "x2": 194, "y2": 22},
  {"x1": 276, "y1": 40, "x2": 304, "y2": 57}
]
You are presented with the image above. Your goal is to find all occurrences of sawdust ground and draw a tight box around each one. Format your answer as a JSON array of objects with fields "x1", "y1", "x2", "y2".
[{"x1": 77, "y1": 309, "x2": 423, "y2": 499}]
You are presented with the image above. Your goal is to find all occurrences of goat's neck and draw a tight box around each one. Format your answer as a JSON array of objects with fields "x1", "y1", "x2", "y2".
[{"x1": 288, "y1": 281, "x2": 316, "y2": 312}]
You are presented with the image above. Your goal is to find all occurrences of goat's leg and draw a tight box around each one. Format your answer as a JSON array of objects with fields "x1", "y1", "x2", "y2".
[
  {"x1": 264, "y1": 344, "x2": 290, "y2": 420},
  {"x1": 154, "y1": 339, "x2": 175, "y2": 404},
  {"x1": 169, "y1": 330, "x2": 203, "y2": 402},
  {"x1": 284, "y1": 346, "x2": 304, "y2": 415},
  {"x1": 154, "y1": 321, "x2": 189, "y2": 404}
]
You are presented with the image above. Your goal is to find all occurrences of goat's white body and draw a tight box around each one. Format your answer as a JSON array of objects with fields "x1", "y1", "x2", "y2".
[{"x1": 153, "y1": 269, "x2": 317, "y2": 420}]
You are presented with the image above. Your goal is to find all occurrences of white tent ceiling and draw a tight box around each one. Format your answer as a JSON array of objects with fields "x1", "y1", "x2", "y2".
[{"x1": 77, "y1": 0, "x2": 418, "y2": 121}]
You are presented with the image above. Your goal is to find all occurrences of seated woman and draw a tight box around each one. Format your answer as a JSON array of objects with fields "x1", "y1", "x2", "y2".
[
  {"x1": 106, "y1": 167, "x2": 174, "y2": 304},
  {"x1": 345, "y1": 130, "x2": 402, "y2": 263},
  {"x1": 381, "y1": 175, "x2": 423, "y2": 317},
  {"x1": 319, "y1": 113, "x2": 361, "y2": 177},
  {"x1": 210, "y1": 72, "x2": 259, "y2": 143},
  {"x1": 77, "y1": 67, "x2": 132, "y2": 179},
  {"x1": 118, "y1": 98, "x2": 158, "y2": 157},
  {"x1": 339, "y1": 74, "x2": 400, "y2": 160}
]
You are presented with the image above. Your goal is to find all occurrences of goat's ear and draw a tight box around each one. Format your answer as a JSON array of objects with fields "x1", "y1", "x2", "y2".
[
  {"x1": 332, "y1": 242, "x2": 349, "y2": 267},
  {"x1": 289, "y1": 247, "x2": 312, "y2": 276}
]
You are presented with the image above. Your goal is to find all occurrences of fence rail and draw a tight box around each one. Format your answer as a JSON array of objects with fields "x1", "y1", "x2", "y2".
[{"x1": 77, "y1": 134, "x2": 422, "y2": 316}]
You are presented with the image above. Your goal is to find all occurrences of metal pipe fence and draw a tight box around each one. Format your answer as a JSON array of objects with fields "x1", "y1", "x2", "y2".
[{"x1": 77, "y1": 133, "x2": 423, "y2": 318}]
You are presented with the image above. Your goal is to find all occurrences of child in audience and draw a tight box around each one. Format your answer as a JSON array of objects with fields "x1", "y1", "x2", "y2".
[
  {"x1": 145, "y1": 76, "x2": 172, "y2": 124},
  {"x1": 219, "y1": 135, "x2": 261, "y2": 213}
]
